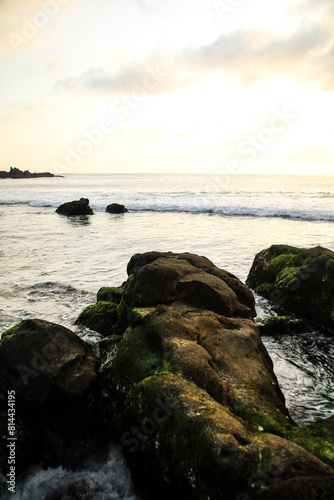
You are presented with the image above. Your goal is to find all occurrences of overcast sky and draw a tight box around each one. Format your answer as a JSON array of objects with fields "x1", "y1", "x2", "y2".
[{"x1": 1, "y1": 0, "x2": 333, "y2": 174}]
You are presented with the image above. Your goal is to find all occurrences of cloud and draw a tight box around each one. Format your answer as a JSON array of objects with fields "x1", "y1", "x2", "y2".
[
  {"x1": 185, "y1": 21, "x2": 334, "y2": 89},
  {"x1": 55, "y1": 48, "x2": 193, "y2": 96},
  {"x1": 55, "y1": 5, "x2": 334, "y2": 99}
]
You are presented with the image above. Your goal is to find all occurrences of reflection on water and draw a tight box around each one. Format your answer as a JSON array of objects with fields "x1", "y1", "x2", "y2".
[{"x1": 62, "y1": 214, "x2": 92, "y2": 226}]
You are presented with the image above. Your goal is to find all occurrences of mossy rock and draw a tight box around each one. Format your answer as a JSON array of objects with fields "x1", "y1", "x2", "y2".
[
  {"x1": 76, "y1": 301, "x2": 118, "y2": 336},
  {"x1": 95, "y1": 251, "x2": 334, "y2": 499},
  {"x1": 97, "y1": 286, "x2": 124, "y2": 304},
  {"x1": 247, "y1": 245, "x2": 334, "y2": 328},
  {"x1": 0, "y1": 321, "x2": 24, "y2": 343},
  {"x1": 257, "y1": 315, "x2": 320, "y2": 335}
]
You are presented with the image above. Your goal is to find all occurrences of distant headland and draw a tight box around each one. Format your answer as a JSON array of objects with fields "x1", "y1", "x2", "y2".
[{"x1": 0, "y1": 167, "x2": 63, "y2": 179}]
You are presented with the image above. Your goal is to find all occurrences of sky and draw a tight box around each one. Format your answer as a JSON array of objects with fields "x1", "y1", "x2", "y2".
[{"x1": 0, "y1": 0, "x2": 334, "y2": 175}]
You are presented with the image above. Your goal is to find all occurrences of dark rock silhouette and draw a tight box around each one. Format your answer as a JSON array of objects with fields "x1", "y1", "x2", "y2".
[
  {"x1": 0, "y1": 166, "x2": 62, "y2": 178},
  {"x1": 56, "y1": 198, "x2": 93, "y2": 216},
  {"x1": 106, "y1": 203, "x2": 129, "y2": 214}
]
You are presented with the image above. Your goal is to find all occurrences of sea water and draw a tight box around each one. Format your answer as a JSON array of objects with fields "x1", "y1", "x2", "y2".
[{"x1": 0, "y1": 173, "x2": 333, "y2": 498}]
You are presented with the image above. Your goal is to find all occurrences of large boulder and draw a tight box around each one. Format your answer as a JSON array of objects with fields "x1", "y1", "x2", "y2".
[
  {"x1": 90, "y1": 251, "x2": 334, "y2": 499},
  {"x1": 0, "y1": 319, "x2": 101, "y2": 476},
  {"x1": 0, "y1": 318, "x2": 97, "y2": 402},
  {"x1": 106, "y1": 203, "x2": 128, "y2": 214},
  {"x1": 246, "y1": 245, "x2": 334, "y2": 328},
  {"x1": 56, "y1": 197, "x2": 93, "y2": 216}
]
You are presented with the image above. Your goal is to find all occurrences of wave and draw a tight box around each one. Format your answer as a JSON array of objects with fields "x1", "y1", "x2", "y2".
[{"x1": 1, "y1": 199, "x2": 333, "y2": 222}]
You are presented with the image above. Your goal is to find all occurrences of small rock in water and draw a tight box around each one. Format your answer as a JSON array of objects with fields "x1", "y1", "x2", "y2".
[
  {"x1": 106, "y1": 203, "x2": 129, "y2": 214},
  {"x1": 56, "y1": 198, "x2": 93, "y2": 216}
]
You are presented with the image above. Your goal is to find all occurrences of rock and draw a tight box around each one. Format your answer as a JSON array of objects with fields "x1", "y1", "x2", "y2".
[
  {"x1": 0, "y1": 166, "x2": 62, "y2": 178},
  {"x1": 91, "y1": 251, "x2": 334, "y2": 499},
  {"x1": 246, "y1": 245, "x2": 334, "y2": 329},
  {"x1": 56, "y1": 198, "x2": 93, "y2": 216},
  {"x1": 0, "y1": 319, "x2": 102, "y2": 476},
  {"x1": 128, "y1": 251, "x2": 256, "y2": 318},
  {"x1": 97, "y1": 285, "x2": 124, "y2": 303},
  {"x1": 257, "y1": 315, "x2": 323, "y2": 335},
  {"x1": 0, "y1": 318, "x2": 97, "y2": 402},
  {"x1": 76, "y1": 301, "x2": 119, "y2": 336},
  {"x1": 106, "y1": 203, "x2": 128, "y2": 214}
]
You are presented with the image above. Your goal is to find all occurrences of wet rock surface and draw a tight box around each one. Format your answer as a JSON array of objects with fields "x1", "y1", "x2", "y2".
[
  {"x1": 246, "y1": 245, "x2": 334, "y2": 329},
  {"x1": 1, "y1": 252, "x2": 334, "y2": 499},
  {"x1": 95, "y1": 251, "x2": 334, "y2": 499}
]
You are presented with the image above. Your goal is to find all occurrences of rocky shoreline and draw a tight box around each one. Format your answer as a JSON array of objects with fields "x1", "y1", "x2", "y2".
[
  {"x1": 0, "y1": 167, "x2": 63, "y2": 179},
  {"x1": 0, "y1": 248, "x2": 333, "y2": 499}
]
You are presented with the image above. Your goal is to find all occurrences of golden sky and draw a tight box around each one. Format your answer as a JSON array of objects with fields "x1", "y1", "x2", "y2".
[{"x1": 1, "y1": 0, "x2": 334, "y2": 174}]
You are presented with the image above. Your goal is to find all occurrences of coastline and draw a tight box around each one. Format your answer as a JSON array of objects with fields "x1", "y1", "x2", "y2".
[{"x1": 0, "y1": 167, "x2": 63, "y2": 179}]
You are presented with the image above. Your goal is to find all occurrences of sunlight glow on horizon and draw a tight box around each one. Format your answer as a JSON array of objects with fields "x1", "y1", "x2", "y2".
[{"x1": 0, "y1": 0, "x2": 333, "y2": 175}]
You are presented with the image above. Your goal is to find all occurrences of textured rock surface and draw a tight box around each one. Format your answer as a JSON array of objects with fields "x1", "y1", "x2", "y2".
[
  {"x1": 246, "y1": 245, "x2": 334, "y2": 328},
  {"x1": 93, "y1": 251, "x2": 334, "y2": 499},
  {"x1": 56, "y1": 197, "x2": 93, "y2": 216},
  {"x1": 0, "y1": 318, "x2": 97, "y2": 402},
  {"x1": 76, "y1": 301, "x2": 119, "y2": 336}
]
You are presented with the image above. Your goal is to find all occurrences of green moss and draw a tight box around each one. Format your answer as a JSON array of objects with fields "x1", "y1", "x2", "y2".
[
  {"x1": 256, "y1": 282, "x2": 275, "y2": 293},
  {"x1": 75, "y1": 301, "x2": 118, "y2": 336},
  {"x1": 97, "y1": 286, "x2": 124, "y2": 303},
  {"x1": 233, "y1": 399, "x2": 289, "y2": 435},
  {"x1": 111, "y1": 326, "x2": 164, "y2": 384},
  {"x1": 113, "y1": 273, "x2": 136, "y2": 334},
  {"x1": 269, "y1": 254, "x2": 296, "y2": 269},
  {"x1": 129, "y1": 307, "x2": 152, "y2": 327},
  {"x1": 286, "y1": 422, "x2": 334, "y2": 467},
  {"x1": 264, "y1": 315, "x2": 294, "y2": 322},
  {"x1": 0, "y1": 321, "x2": 24, "y2": 343},
  {"x1": 133, "y1": 375, "x2": 232, "y2": 499},
  {"x1": 276, "y1": 266, "x2": 299, "y2": 284},
  {"x1": 233, "y1": 401, "x2": 334, "y2": 467}
]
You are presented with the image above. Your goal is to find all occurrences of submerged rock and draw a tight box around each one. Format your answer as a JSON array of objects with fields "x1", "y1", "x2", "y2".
[
  {"x1": 106, "y1": 203, "x2": 129, "y2": 214},
  {"x1": 91, "y1": 251, "x2": 334, "y2": 499},
  {"x1": 246, "y1": 245, "x2": 334, "y2": 329},
  {"x1": 56, "y1": 197, "x2": 93, "y2": 216}
]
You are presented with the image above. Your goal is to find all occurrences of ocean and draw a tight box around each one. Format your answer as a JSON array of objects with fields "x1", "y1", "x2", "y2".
[{"x1": 0, "y1": 173, "x2": 333, "y2": 499}]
